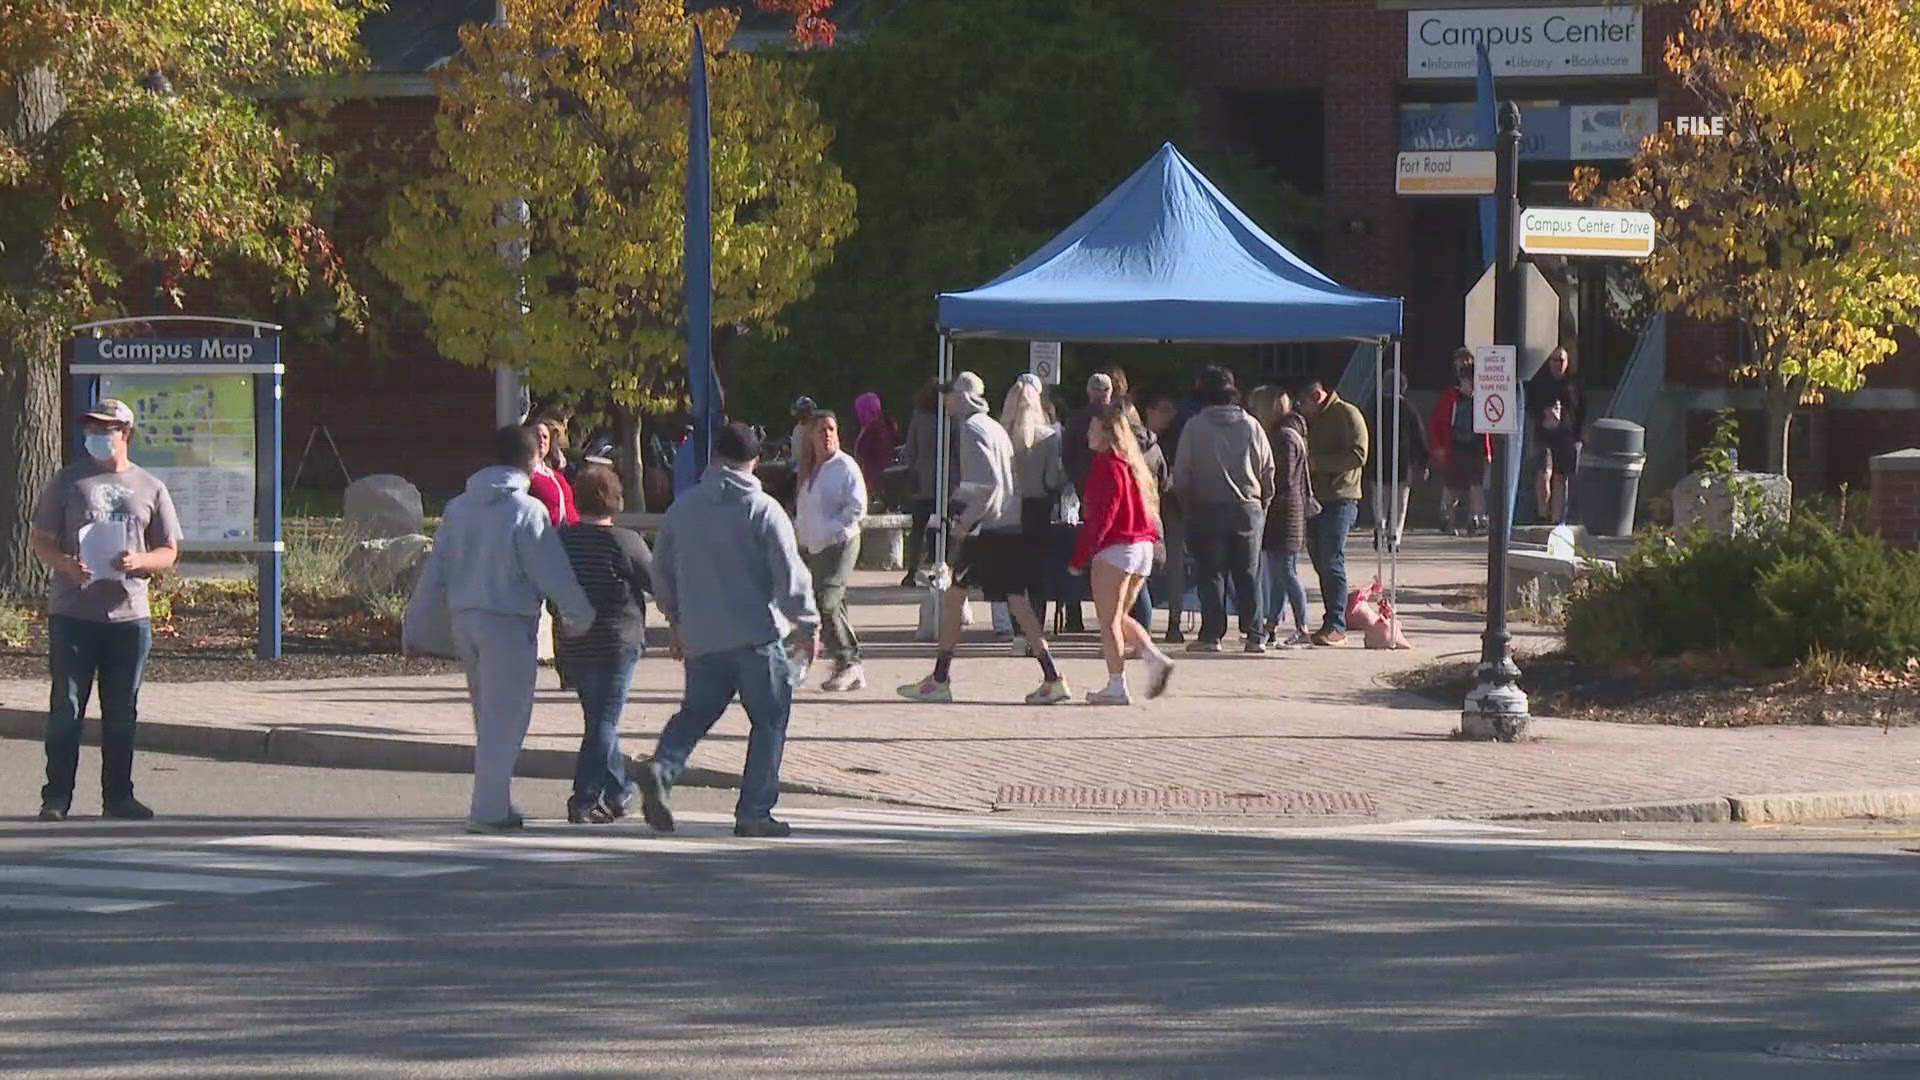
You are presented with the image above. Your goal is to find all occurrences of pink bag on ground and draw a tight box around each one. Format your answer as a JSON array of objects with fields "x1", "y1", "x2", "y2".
[{"x1": 1366, "y1": 596, "x2": 1413, "y2": 650}]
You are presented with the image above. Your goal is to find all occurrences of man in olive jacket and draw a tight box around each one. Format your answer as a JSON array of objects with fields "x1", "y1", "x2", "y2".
[{"x1": 1299, "y1": 379, "x2": 1369, "y2": 646}]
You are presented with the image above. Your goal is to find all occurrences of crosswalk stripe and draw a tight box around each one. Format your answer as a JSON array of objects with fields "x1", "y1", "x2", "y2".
[
  {"x1": 0, "y1": 866, "x2": 321, "y2": 895},
  {"x1": 59, "y1": 848, "x2": 483, "y2": 879},
  {"x1": 201, "y1": 835, "x2": 603, "y2": 862},
  {"x1": 0, "y1": 893, "x2": 171, "y2": 914}
]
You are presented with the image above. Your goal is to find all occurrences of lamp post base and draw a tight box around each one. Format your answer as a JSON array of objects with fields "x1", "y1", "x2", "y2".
[{"x1": 1461, "y1": 662, "x2": 1531, "y2": 742}]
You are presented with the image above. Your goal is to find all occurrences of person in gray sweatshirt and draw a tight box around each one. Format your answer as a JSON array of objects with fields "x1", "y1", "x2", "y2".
[
  {"x1": 1171, "y1": 366, "x2": 1275, "y2": 653},
  {"x1": 897, "y1": 371, "x2": 1070, "y2": 706},
  {"x1": 404, "y1": 425, "x2": 596, "y2": 832},
  {"x1": 632, "y1": 423, "x2": 819, "y2": 839}
]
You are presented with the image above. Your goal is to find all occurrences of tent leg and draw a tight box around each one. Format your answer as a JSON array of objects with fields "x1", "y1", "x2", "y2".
[
  {"x1": 1390, "y1": 339, "x2": 1403, "y2": 614},
  {"x1": 932, "y1": 333, "x2": 953, "y2": 618},
  {"x1": 1375, "y1": 337, "x2": 1386, "y2": 592}
]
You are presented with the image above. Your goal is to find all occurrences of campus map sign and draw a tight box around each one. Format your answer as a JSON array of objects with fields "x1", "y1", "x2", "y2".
[{"x1": 74, "y1": 336, "x2": 274, "y2": 543}]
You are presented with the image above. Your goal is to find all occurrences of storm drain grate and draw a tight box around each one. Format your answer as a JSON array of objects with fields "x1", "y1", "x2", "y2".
[
  {"x1": 993, "y1": 785, "x2": 1378, "y2": 816},
  {"x1": 1767, "y1": 1042, "x2": 1920, "y2": 1062}
]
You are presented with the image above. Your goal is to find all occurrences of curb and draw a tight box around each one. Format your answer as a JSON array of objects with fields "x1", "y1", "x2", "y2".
[
  {"x1": 1466, "y1": 789, "x2": 1920, "y2": 825},
  {"x1": 0, "y1": 709, "x2": 974, "y2": 814}
]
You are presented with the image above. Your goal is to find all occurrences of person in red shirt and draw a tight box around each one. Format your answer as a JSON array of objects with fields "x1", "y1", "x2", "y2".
[
  {"x1": 1071, "y1": 405, "x2": 1174, "y2": 705},
  {"x1": 526, "y1": 420, "x2": 581, "y2": 527}
]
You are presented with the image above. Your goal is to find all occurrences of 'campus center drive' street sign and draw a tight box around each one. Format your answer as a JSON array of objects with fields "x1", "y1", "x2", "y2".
[
  {"x1": 1395, "y1": 150, "x2": 1497, "y2": 196},
  {"x1": 1518, "y1": 207, "x2": 1655, "y2": 258}
]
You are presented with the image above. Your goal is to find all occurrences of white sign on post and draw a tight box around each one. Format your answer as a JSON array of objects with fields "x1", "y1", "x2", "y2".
[
  {"x1": 1407, "y1": 6, "x2": 1643, "y2": 79},
  {"x1": 1519, "y1": 207, "x2": 1656, "y2": 258},
  {"x1": 1029, "y1": 341, "x2": 1062, "y2": 385},
  {"x1": 1472, "y1": 344, "x2": 1521, "y2": 436},
  {"x1": 1396, "y1": 151, "x2": 1497, "y2": 196}
]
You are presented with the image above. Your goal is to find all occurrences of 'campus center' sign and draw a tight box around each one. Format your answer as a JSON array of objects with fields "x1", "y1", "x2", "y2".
[{"x1": 1408, "y1": 6, "x2": 1643, "y2": 79}]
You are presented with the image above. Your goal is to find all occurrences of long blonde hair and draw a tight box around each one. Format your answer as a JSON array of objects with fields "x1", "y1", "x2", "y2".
[
  {"x1": 1001, "y1": 377, "x2": 1048, "y2": 452},
  {"x1": 797, "y1": 410, "x2": 836, "y2": 485},
  {"x1": 1244, "y1": 385, "x2": 1290, "y2": 432},
  {"x1": 1092, "y1": 404, "x2": 1159, "y2": 523}
]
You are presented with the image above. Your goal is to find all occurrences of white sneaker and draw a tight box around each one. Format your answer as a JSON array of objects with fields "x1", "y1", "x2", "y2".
[
  {"x1": 896, "y1": 677, "x2": 953, "y2": 704},
  {"x1": 821, "y1": 663, "x2": 866, "y2": 691},
  {"x1": 1025, "y1": 678, "x2": 1072, "y2": 705},
  {"x1": 1086, "y1": 684, "x2": 1132, "y2": 706},
  {"x1": 1144, "y1": 653, "x2": 1174, "y2": 699},
  {"x1": 1009, "y1": 638, "x2": 1033, "y2": 657},
  {"x1": 1279, "y1": 630, "x2": 1313, "y2": 650}
]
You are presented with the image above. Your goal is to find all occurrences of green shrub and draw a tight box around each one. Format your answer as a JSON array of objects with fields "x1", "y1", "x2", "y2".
[
  {"x1": 1565, "y1": 517, "x2": 1920, "y2": 670},
  {"x1": 0, "y1": 603, "x2": 32, "y2": 648}
]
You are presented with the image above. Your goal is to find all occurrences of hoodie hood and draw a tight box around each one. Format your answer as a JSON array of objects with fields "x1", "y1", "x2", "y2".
[
  {"x1": 466, "y1": 465, "x2": 531, "y2": 501},
  {"x1": 854, "y1": 392, "x2": 883, "y2": 428},
  {"x1": 1197, "y1": 404, "x2": 1248, "y2": 427},
  {"x1": 700, "y1": 464, "x2": 763, "y2": 501}
]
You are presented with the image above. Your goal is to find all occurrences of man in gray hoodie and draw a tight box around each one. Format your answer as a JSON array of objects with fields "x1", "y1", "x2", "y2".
[
  {"x1": 633, "y1": 423, "x2": 819, "y2": 838},
  {"x1": 1171, "y1": 366, "x2": 1275, "y2": 653},
  {"x1": 404, "y1": 425, "x2": 596, "y2": 832},
  {"x1": 898, "y1": 371, "x2": 1070, "y2": 706}
]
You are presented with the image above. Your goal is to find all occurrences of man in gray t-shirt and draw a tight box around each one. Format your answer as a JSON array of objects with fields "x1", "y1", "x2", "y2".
[{"x1": 29, "y1": 398, "x2": 182, "y2": 822}]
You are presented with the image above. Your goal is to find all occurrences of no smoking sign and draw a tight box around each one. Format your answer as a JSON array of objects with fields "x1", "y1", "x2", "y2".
[{"x1": 1472, "y1": 344, "x2": 1520, "y2": 436}]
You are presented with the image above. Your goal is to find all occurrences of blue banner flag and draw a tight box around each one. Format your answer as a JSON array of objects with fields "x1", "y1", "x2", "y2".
[
  {"x1": 1475, "y1": 43, "x2": 1497, "y2": 270},
  {"x1": 679, "y1": 24, "x2": 718, "y2": 495}
]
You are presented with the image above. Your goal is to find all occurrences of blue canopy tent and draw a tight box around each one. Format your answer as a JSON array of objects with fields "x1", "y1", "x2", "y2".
[{"x1": 928, "y1": 142, "x2": 1410, "y2": 623}]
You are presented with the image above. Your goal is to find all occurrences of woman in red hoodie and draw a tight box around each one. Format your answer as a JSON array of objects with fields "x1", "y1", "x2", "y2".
[
  {"x1": 525, "y1": 420, "x2": 580, "y2": 527},
  {"x1": 1427, "y1": 348, "x2": 1492, "y2": 536},
  {"x1": 1071, "y1": 406, "x2": 1175, "y2": 705}
]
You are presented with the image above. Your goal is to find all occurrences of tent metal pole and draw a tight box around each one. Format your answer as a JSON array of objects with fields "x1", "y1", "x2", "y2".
[
  {"x1": 1390, "y1": 338, "x2": 1403, "y2": 615},
  {"x1": 1374, "y1": 337, "x2": 1386, "y2": 593},
  {"x1": 933, "y1": 332, "x2": 953, "y2": 598}
]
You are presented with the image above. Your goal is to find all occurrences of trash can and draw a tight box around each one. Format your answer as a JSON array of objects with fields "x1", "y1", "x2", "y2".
[{"x1": 1575, "y1": 418, "x2": 1646, "y2": 537}]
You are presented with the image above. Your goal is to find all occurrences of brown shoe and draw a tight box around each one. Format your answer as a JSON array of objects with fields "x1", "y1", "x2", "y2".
[{"x1": 1310, "y1": 627, "x2": 1348, "y2": 647}]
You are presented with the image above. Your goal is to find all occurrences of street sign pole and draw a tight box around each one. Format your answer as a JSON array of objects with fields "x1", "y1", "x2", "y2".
[{"x1": 1463, "y1": 100, "x2": 1531, "y2": 742}]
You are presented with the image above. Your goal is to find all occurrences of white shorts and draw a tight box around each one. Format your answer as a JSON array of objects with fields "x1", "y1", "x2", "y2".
[{"x1": 1093, "y1": 541, "x2": 1155, "y2": 576}]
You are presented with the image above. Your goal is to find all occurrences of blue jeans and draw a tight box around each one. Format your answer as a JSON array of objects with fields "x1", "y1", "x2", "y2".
[
  {"x1": 652, "y1": 641, "x2": 793, "y2": 823},
  {"x1": 1308, "y1": 500, "x2": 1360, "y2": 632},
  {"x1": 1131, "y1": 581, "x2": 1152, "y2": 634},
  {"x1": 565, "y1": 650, "x2": 639, "y2": 813},
  {"x1": 1261, "y1": 549, "x2": 1309, "y2": 634},
  {"x1": 45, "y1": 616, "x2": 152, "y2": 808}
]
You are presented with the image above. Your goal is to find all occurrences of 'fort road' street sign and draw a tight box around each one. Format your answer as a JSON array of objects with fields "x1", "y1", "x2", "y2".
[{"x1": 1396, "y1": 151, "x2": 1497, "y2": 196}]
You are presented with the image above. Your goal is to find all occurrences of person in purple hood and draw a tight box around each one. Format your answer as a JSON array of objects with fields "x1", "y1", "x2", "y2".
[{"x1": 852, "y1": 391, "x2": 899, "y2": 506}]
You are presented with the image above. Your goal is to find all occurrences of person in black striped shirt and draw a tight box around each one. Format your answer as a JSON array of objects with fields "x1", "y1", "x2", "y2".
[{"x1": 556, "y1": 465, "x2": 654, "y2": 823}]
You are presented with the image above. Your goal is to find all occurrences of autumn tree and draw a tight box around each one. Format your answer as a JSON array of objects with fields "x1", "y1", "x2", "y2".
[
  {"x1": 374, "y1": 0, "x2": 855, "y2": 486},
  {"x1": 0, "y1": 1, "x2": 368, "y2": 597},
  {"x1": 1577, "y1": 0, "x2": 1920, "y2": 474}
]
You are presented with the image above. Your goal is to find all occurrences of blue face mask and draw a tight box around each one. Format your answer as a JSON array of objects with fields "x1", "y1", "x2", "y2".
[{"x1": 84, "y1": 433, "x2": 117, "y2": 461}]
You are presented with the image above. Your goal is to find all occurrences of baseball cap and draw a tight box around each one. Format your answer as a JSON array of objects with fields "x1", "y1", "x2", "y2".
[
  {"x1": 945, "y1": 370, "x2": 990, "y2": 411},
  {"x1": 1086, "y1": 372, "x2": 1113, "y2": 395},
  {"x1": 790, "y1": 395, "x2": 817, "y2": 416},
  {"x1": 83, "y1": 399, "x2": 134, "y2": 427}
]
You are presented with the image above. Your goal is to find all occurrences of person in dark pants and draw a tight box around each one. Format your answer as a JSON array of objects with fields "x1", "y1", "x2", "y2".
[
  {"x1": 635, "y1": 423, "x2": 818, "y2": 839},
  {"x1": 1170, "y1": 367, "x2": 1274, "y2": 653},
  {"x1": 1299, "y1": 379, "x2": 1370, "y2": 647},
  {"x1": 29, "y1": 398, "x2": 182, "y2": 822},
  {"x1": 556, "y1": 465, "x2": 653, "y2": 824},
  {"x1": 1142, "y1": 391, "x2": 1189, "y2": 643}
]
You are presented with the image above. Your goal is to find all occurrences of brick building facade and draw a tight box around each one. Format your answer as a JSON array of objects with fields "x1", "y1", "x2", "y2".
[{"x1": 1172, "y1": 0, "x2": 1920, "y2": 496}]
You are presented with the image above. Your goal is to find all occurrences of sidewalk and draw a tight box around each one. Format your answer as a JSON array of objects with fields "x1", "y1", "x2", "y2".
[{"x1": 4, "y1": 535, "x2": 1917, "y2": 820}]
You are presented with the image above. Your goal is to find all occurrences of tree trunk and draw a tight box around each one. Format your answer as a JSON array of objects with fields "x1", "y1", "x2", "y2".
[
  {"x1": 609, "y1": 402, "x2": 645, "y2": 513},
  {"x1": 0, "y1": 330, "x2": 64, "y2": 601},
  {"x1": 0, "y1": 66, "x2": 68, "y2": 600},
  {"x1": 1763, "y1": 388, "x2": 1795, "y2": 477}
]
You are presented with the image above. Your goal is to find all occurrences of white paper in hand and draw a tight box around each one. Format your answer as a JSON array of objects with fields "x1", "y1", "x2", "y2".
[{"x1": 77, "y1": 521, "x2": 129, "y2": 583}]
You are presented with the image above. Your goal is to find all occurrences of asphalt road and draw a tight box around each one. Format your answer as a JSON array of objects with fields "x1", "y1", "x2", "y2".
[{"x1": 2, "y1": 749, "x2": 1919, "y2": 1078}]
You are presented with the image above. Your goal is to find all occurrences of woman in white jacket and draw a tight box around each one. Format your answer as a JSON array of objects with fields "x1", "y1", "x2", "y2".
[{"x1": 795, "y1": 411, "x2": 869, "y2": 691}]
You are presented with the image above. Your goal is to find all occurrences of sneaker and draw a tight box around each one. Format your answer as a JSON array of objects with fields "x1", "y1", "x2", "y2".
[
  {"x1": 633, "y1": 758, "x2": 676, "y2": 834},
  {"x1": 36, "y1": 803, "x2": 67, "y2": 823},
  {"x1": 821, "y1": 663, "x2": 866, "y2": 692},
  {"x1": 597, "y1": 781, "x2": 638, "y2": 822},
  {"x1": 1310, "y1": 627, "x2": 1349, "y2": 647},
  {"x1": 1025, "y1": 678, "x2": 1072, "y2": 705},
  {"x1": 102, "y1": 797, "x2": 153, "y2": 821},
  {"x1": 734, "y1": 817, "x2": 793, "y2": 838},
  {"x1": 1086, "y1": 684, "x2": 1132, "y2": 706},
  {"x1": 896, "y1": 677, "x2": 953, "y2": 704},
  {"x1": 1009, "y1": 638, "x2": 1033, "y2": 658},
  {"x1": 1185, "y1": 639, "x2": 1222, "y2": 654},
  {"x1": 1279, "y1": 629, "x2": 1313, "y2": 649},
  {"x1": 465, "y1": 811, "x2": 527, "y2": 834},
  {"x1": 1144, "y1": 654, "x2": 1175, "y2": 699},
  {"x1": 1162, "y1": 627, "x2": 1185, "y2": 646},
  {"x1": 1244, "y1": 637, "x2": 1268, "y2": 655}
]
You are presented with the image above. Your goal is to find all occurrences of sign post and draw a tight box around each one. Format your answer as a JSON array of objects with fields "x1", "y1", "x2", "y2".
[
  {"x1": 69, "y1": 316, "x2": 285, "y2": 660},
  {"x1": 1462, "y1": 103, "x2": 1530, "y2": 742}
]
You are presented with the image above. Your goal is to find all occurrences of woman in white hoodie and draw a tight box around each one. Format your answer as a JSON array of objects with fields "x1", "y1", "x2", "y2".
[{"x1": 795, "y1": 411, "x2": 869, "y2": 691}]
